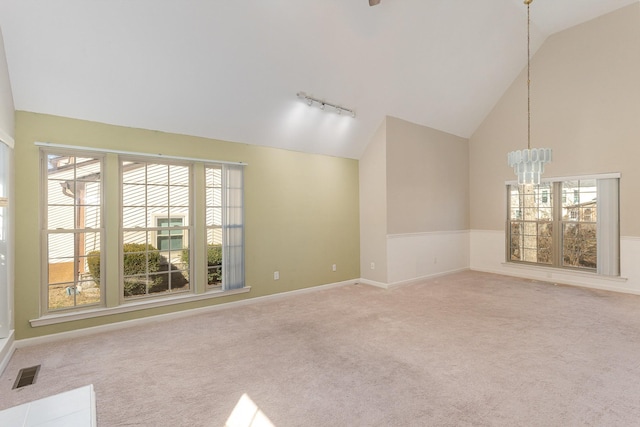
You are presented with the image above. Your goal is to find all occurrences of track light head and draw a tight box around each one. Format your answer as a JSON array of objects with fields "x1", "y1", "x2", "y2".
[{"x1": 297, "y1": 91, "x2": 355, "y2": 118}]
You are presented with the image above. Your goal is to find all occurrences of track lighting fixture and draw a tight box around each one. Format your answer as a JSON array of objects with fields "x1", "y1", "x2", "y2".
[{"x1": 297, "y1": 92, "x2": 356, "y2": 118}]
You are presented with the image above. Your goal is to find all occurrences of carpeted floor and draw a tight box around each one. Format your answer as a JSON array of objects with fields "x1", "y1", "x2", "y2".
[{"x1": 2, "y1": 271, "x2": 640, "y2": 426}]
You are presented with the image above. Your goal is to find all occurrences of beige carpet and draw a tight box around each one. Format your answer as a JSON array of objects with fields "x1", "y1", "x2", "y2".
[{"x1": 2, "y1": 271, "x2": 640, "y2": 426}]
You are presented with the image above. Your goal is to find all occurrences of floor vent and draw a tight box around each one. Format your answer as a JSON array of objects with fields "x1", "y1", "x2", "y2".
[{"x1": 12, "y1": 365, "x2": 40, "y2": 389}]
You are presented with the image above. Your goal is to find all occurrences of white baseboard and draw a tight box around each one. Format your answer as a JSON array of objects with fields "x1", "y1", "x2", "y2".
[
  {"x1": 358, "y1": 278, "x2": 389, "y2": 289},
  {"x1": 15, "y1": 279, "x2": 358, "y2": 349},
  {"x1": 0, "y1": 329, "x2": 16, "y2": 376},
  {"x1": 359, "y1": 268, "x2": 470, "y2": 290},
  {"x1": 387, "y1": 268, "x2": 470, "y2": 289}
]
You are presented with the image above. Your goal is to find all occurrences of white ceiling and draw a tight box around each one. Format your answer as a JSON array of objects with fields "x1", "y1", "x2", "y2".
[{"x1": 0, "y1": 0, "x2": 637, "y2": 159}]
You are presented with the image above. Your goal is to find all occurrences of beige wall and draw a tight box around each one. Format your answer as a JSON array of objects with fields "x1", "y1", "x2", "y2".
[
  {"x1": 386, "y1": 116, "x2": 469, "y2": 234},
  {"x1": 359, "y1": 119, "x2": 388, "y2": 283},
  {"x1": 470, "y1": 3, "x2": 640, "y2": 236},
  {"x1": 14, "y1": 112, "x2": 360, "y2": 339},
  {"x1": 0, "y1": 27, "x2": 14, "y2": 143},
  {"x1": 360, "y1": 116, "x2": 470, "y2": 285}
]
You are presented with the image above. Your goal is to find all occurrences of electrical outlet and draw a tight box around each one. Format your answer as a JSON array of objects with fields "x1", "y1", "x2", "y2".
[
  {"x1": 274, "y1": 271, "x2": 279, "y2": 280},
  {"x1": 332, "y1": 264, "x2": 337, "y2": 272},
  {"x1": 370, "y1": 262, "x2": 375, "y2": 270}
]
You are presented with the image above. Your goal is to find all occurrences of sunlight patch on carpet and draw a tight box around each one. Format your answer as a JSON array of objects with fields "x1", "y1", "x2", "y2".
[{"x1": 225, "y1": 393, "x2": 275, "y2": 427}]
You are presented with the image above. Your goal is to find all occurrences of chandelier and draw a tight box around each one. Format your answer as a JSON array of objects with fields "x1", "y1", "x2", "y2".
[{"x1": 507, "y1": 0, "x2": 552, "y2": 185}]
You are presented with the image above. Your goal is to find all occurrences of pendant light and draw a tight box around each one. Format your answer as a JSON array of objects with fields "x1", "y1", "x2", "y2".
[{"x1": 507, "y1": 0, "x2": 552, "y2": 185}]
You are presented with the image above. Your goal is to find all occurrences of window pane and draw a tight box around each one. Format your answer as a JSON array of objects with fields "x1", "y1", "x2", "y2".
[
  {"x1": 170, "y1": 206, "x2": 189, "y2": 219},
  {"x1": 206, "y1": 207, "x2": 222, "y2": 226},
  {"x1": 170, "y1": 185, "x2": 189, "y2": 207},
  {"x1": 123, "y1": 184, "x2": 145, "y2": 207},
  {"x1": 509, "y1": 222, "x2": 523, "y2": 261},
  {"x1": 123, "y1": 230, "x2": 149, "y2": 246},
  {"x1": 206, "y1": 166, "x2": 222, "y2": 187},
  {"x1": 48, "y1": 205, "x2": 75, "y2": 229},
  {"x1": 206, "y1": 244, "x2": 222, "y2": 287},
  {"x1": 563, "y1": 223, "x2": 597, "y2": 269},
  {"x1": 75, "y1": 158, "x2": 101, "y2": 178},
  {"x1": 147, "y1": 164, "x2": 169, "y2": 185},
  {"x1": 206, "y1": 187, "x2": 222, "y2": 208},
  {"x1": 83, "y1": 182, "x2": 101, "y2": 206},
  {"x1": 147, "y1": 184, "x2": 169, "y2": 207},
  {"x1": 123, "y1": 207, "x2": 147, "y2": 228},
  {"x1": 207, "y1": 227, "x2": 222, "y2": 246},
  {"x1": 122, "y1": 162, "x2": 146, "y2": 184},
  {"x1": 537, "y1": 222, "x2": 553, "y2": 264},
  {"x1": 169, "y1": 165, "x2": 189, "y2": 186}
]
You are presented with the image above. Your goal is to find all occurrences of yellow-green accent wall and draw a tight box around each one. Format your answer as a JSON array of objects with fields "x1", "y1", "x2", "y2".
[{"x1": 14, "y1": 111, "x2": 360, "y2": 339}]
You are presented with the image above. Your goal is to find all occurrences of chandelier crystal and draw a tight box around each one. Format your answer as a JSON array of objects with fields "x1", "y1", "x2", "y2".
[{"x1": 507, "y1": 0, "x2": 551, "y2": 185}]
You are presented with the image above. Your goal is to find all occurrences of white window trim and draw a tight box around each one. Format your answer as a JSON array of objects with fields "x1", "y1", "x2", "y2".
[
  {"x1": 506, "y1": 172, "x2": 621, "y2": 186},
  {"x1": 29, "y1": 286, "x2": 251, "y2": 327},
  {"x1": 35, "y1": 142, "x2": 247, "y2": 166}
]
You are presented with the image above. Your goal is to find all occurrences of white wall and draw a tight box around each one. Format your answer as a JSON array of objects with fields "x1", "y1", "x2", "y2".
[
  {"x1": 0, "y1": 27, "x2": 14, "y2": 146},
  {"x1": 359, "y1": 119, "x2": 388, "y2": 284},
  {"x1": 388, "y1": 231, "x2": 469, "y2": 286}
]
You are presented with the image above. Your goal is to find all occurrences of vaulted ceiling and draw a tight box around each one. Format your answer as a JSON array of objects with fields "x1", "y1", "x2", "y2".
[{"x1": 0, "y1": 0, "x2": 636, "y2": 159}]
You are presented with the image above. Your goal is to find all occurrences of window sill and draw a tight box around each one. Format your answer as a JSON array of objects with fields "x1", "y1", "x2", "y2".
[
  {"x1": 501, "y1": 262, "x2": 627, "y2": 283},
  {"x1": 30, "y1": 286, "x2": 251, "y2": 327}
]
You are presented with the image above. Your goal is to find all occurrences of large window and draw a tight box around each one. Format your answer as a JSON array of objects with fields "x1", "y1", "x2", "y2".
[
  {"x1": 507, "y1": 176, "x2": 619, "y2": 275},
  {"x1": 43, "y1": 152, "x2": 103, "y2": 312},
  {"x1": 41, "y1": 147, "x2": 245, "y2": 314}
]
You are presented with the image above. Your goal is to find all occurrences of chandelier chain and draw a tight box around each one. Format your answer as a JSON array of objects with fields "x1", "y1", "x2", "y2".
[{"x1": 527, "y1": 0, "x2": 531, "y2": 150}]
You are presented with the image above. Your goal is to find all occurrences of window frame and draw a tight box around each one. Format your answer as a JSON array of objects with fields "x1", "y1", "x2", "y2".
[
  {"x1": 40, "y1": 149, "x2": 105, "y2": 314},
  {"x1": 506, "y1": 174, "x2": 620, "y2": 276},
  {"x1": 120, "y1": 158, "x2": 193, "y2": 302},
  {"x1": 39, "y1": 144, "x2": 246, "y2": 316}
]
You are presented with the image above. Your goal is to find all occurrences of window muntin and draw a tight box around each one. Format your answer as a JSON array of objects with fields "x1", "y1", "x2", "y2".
[
  {"x1": 508, "y1": 178, "x2": 608, "y2": 273},
  {"x1": 121, "y1": 161, "x2": 191, "y2": 299},
  {"x1": 44, "y1": 153, "x2": 103, "y2": 311}
]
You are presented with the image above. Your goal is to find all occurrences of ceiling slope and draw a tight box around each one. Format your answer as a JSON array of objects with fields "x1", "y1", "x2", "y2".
[{"x1": 0, "y1": 0, "x2": 636, "y2": 159}]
